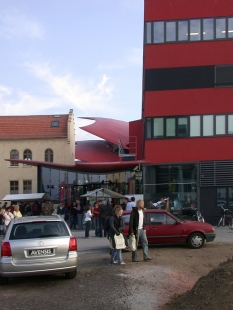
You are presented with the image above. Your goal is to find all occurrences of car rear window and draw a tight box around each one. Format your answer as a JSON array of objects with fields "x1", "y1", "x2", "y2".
[
  {"x1": 122, "y1": 214, "x2": 130, "y2": 225},
  {"x1": 9, "y1": 221, "x2": 70, "y2": 240}
]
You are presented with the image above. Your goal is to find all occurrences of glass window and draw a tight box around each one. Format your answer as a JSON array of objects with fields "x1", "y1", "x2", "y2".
[
  {"x1": 145, "y1": 22, "x2": 152, "y2": 43},
  {"x1": 216, "y1": 65, "x2": 233, "y2": 86},
  {"x1": 178, "y1": 117, "x2": 188, "y2": 137},
  {"x1": 216, "y1": 18, "x2": 226, "y2": 39},
  {"x1": 203, "y1": 115, "x2": 214, "y2": 136},
  {"x1": 216, "y1": 115, "x2": 225, "y2": 135},
  {"x1": 10, "y1": 181, "x2": 18, "y2": 194},
  {"x1": 190, "y1": 19, "x2": 201, "y2": 41},
  {"x1": 217, "y1": 188, "x2": 226, "y2": 207},
  {"x1": 166, "y1": 21, "x2": 176, "y2": 42},
  {"x1": 45, "y1": 149, "x2": 53, "y2": 162},
  {"x1": 166, "y1": 214, "x2": 176, "y2": 225},
  {"x1": 153, "y1": 21, "x2": 164, "y2": 43},
  {"x1": 153, "y1": 118, "x2": 164, "y2": 138},
  {"x1": 229, "y1": 188, "x2": 233, "y2": 208},
  {"x1": 190, "y1": 116, "x2": 200, "y2": 137},
  {"x1": 23, "y1": 180, "x2": 32, "y2": 194},
  {"x1": 203, "y1": 18, "x2": 214, "y2": 40},
  {"x1": 228, "y1": 18, "x2": 233, "y2": 38},
  {"x1": 24, "y1": 149, "x2": 32, "y2": 160},
  {"x1": 166, "y1": 118, "x2": 176, "y2": 137},
  {"x1": 178, "y1": 20, "x2": 188, "y2": 41},
  {"x1": 228, "y1": 115, "x2": 233, "y2": 134},
  {"x1": 51, "y1": 121, "x2": 59, "y2": 127},
  {"x1": 10, "y1": 149, "x2": 19, "y2": 166}
]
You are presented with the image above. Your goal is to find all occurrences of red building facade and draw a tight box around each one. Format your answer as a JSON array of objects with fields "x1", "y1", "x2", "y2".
[{"x1": 141, "y1": 0, "x2": 233, "y2": 223}]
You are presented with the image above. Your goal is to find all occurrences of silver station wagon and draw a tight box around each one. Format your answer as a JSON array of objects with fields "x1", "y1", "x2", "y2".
[{"x1": 0, "y1": 215, "x2": 78, "y2": 285}]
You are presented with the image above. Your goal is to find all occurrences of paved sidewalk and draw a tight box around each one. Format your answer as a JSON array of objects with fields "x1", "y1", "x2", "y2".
[{"x1": 71, "y1": 229, "x2": 109, "y2": 253}]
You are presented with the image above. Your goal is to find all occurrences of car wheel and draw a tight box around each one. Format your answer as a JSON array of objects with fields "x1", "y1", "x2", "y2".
[
  {"x1": 0, "y1": 277, "x2": 8, "y2": 285},
  {"x1": 188, "y1": 233, "x2": 205, "y2": 249},
  {"x1": 65, "y1": 269, "x2": 77, "y2": 280}
]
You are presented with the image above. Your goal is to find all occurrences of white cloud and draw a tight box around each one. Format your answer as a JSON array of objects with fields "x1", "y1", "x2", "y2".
[
  {"x1": 0, "y1": 6, "x2": 45, "y2": 40},
  {"x1": 26, "y1": 62, "x2": 115, "y2": 113}
]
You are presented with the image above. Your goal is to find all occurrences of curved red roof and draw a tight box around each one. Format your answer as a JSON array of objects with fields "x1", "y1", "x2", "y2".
[
  {"x1": 6, "y1": 159, "x2": 147, "y2": 173},
  {"x1": 79, "y1": 117, "x2": 129, "y2": 149},
  {"x1": 75, "y1": 140, "x2": 119, "y2": 162}
]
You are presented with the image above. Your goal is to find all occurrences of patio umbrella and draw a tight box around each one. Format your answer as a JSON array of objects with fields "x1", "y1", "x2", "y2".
[{"x1": 80, "y1": 188, "x2": 124, "y2": 199}]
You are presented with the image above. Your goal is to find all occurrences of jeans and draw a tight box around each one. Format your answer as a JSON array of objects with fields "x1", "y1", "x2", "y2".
[
  {"x1": 132, "y1": 229, "x2": 149, "y2": 261},
  {"x1": 70, "y1": 215, "x2": 77, "y2": 229},
  {"x1": 85, "y1": 220, "x2": 91, "y2": 237},
  {"x1": 93, "y1": 217, "x2": 100, "y2": 236},
  {"x1": 77, "y1": 214, "x2": 83, "y2": 230},
  {"x1": 110, "y1": 248, "x2": 123, "y2": 264},
  {"x1": 99, "y1": 217, "x2": 106, "y2": 237}
]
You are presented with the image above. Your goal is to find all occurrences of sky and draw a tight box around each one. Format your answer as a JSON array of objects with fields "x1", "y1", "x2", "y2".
[{"x1": 0, "y1": 0, "x2": 144, "y2": 141}]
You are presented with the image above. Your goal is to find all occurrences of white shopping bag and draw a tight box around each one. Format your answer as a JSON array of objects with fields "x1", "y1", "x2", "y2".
[
  {"x1": 128, "y1": 235, "x2": 137, "y2": 251},
  {"x1": 114, "y1": 233, "x2": 126, "y2": 250}
]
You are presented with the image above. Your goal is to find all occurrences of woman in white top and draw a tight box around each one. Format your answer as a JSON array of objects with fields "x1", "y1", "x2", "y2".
[
  {"x1": 84, "y1": 205, "x2": 93, "y2": 238},
  {"x1": 13, "y1": 205, "x2": 22, "y2": 218},
  {"x1": 4, "y1": 207, "x2": 14, "y2": 226}
]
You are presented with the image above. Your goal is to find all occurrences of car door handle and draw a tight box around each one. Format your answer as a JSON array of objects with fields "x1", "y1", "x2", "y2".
[{"x1": 150, "y1": 227, "x2": 157, "y2": 230}]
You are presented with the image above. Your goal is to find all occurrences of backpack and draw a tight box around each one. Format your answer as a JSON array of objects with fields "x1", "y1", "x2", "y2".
[{"x1": 32, "y1": 203, "x2": 38, "y2": 212}]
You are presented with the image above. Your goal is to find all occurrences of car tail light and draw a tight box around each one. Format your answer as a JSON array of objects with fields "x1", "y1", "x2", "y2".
[
  {"x1": 1, "y1": 242, "x2": 12, "y2": 257},
  {"x1": 69, "y1": 237, "x2": 77, "y2": 251}
]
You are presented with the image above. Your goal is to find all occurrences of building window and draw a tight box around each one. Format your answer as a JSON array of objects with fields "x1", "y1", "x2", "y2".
[
  {"x1": 216, "y1": 115, "x2": 226, "y2": 135},
  {"x1": 203, "y1": 18, "x2": 214, "y2": 40},
  {"x1": 153, "y1": 118, "x2": 164, "y2": 138},
  {"x1": 51, "y1": 121, "x2": 59, "y2": 127},
  {"x1": 24, "y1": 149, "x2": 32, "y2": 160},
  {"x1": 45, "y1": 149, "x2": 53, "y2": 162},
  {"x1": 145, "y1": 22, "x2": 152, "y2": 44},
  {"x1": 178, "y1": 20, "x2": 188, "y2": 41},
  {"x1": 190, "y1": 19, "x2": 201, "y2": 41},
  {"x1": 166, "y1": 118, "x2": 176, "y2": 137},
  {"x1": 153, "y1": 21, "x2": 164, "y2": 43},
  {"x1": 10, "y1": 150, "x2": 19, "y2": 166},
  {"x1": 228, "y1": 115, "x2": 233, "y2": 134},
  {"x1": 203, "y1": 115, "x2": 213, "y2": 136},
  {"x1": 228, "y1": 18, "x2": 233, "y2": 38},
  {"x1": 178, "y1": 117, "x2": 188, "y2": 137},
  {"x1": 216, "y1": 18, "x2": 226, "y2": 39},
  {"x1": 216, "y1": 65, "x2": 233, "y2": 87},
  {"x1": 10, "y1": 181, "x2": 18, "y2": 194},
  {"x1": 190, "y1": 116, "x2": 200, "y2": 137},
  {"x1": 166, "y1": 21, "x2": 176, "y2": 42},
  {"x1": 23, "y1": 180, "x2": 32, "y2": 194}
]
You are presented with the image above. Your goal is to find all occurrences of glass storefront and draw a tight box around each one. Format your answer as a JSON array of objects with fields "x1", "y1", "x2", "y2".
[{"x1": 143, "y1": 164, "x2": 197, "y2": 211}]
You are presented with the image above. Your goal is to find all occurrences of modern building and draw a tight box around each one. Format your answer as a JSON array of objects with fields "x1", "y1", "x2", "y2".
[{"x1": 141, "y1": 0, "x2": 233, "y2": 223}]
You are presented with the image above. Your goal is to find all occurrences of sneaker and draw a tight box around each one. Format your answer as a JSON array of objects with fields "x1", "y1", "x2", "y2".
[
  {"x1": 132, "y1": 259, "x2": 139, "y2": 262},
  {"x1": 144, "y1": 257, "x2": 152, "y2": 261},
  {"x1": 119, "y1": 262, "x2": 126, "y2": 265},
  {"x1": 109, "y1": 261, "x2": 117, "y2": 265}
]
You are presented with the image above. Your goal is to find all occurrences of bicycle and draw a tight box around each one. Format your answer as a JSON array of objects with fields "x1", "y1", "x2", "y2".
[{"x1": 217, "y1": 205, "x2": 233, "y2": 229}]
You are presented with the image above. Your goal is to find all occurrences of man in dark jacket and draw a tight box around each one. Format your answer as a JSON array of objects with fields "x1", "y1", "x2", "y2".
[
  {"x1": 98, "y1": 200, "x2": 107, "y2": 237},
  {"x1": 129, "y1": 199, "x2": 152, "y2": 262}
]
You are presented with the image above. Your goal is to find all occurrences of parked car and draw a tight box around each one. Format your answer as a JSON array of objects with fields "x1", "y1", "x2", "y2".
[
  {"x1": 122, "y1": 209, "x2": 215, "y2": 249},
  {"x1": 0, "y1": 215, "x2": 78, "y2": 285}
]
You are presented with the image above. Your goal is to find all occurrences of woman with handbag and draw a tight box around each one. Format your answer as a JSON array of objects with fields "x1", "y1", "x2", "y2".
[{"x1": 108, "y1": 206, "x2": 126, "y2": 265}]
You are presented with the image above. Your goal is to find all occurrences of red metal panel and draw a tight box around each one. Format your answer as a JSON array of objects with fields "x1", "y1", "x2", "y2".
[
  {"x1": 144, "y1": 0, "x2": 233, "y2": 21},
  {"x1": 129, "y1": 120, "x2": 143, "y2": 160},
  {"x1": 144, "y1": 137, "x2": 233, "y2": 163}
]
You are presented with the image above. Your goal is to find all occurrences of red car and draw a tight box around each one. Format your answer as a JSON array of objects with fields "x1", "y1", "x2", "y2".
[{"x1": 122, "y1": 209, "x2": 215, "y2": 249}]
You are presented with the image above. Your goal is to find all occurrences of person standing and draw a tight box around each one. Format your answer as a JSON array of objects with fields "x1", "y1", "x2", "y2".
[
  {"x1": 57, "y1": 202, "x2": 65, "y2": 219},
  {"x1": 4, "y1": 207, "x2": 14, "y2": 227},
  {"x1": 98, "y1": 199, "x2": 107, "y2": 237},
  {"x1": 76, "y1": 199, "x2": 84, "y2": 230},
  {"x1": 93, "y1": 202, "x2": 100, "y2": 237},
  {"x1": 25, "y1": 203, "x2": 32, "y2": 216},
  {"x1": 70, "y1": 201, "x2": 78, "y2": 230},
  {"x1": 0, "y1": 209, "x2": 6, "y2": 235},
  {"x1": 108, "y1": 206, "x2": 125, "y2": 265},
  {"x1": 121, "y1": 197, "x2": 128, "y2": 211},
  {"x1": 13, "y1": 205, "x2": 22, "y2": 218},
  {"x1": 129, "y1": 199, "x2": 152, "y2": 262},
  {"x1": 84, "y1": 205, "x2": 93, "y2": 238},
  {"x1": 126, "y1": 197, "x2": 136, "y2": 211}
]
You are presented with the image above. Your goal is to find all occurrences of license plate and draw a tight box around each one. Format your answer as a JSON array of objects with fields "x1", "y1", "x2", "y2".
[{"x1": 28, "y1": 248, "x2": 54, "y2": 256}]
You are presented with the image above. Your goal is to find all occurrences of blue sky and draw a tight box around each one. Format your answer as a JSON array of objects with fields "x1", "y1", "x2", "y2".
[{"x1": 0, "y1": 0, "x2": 144, "y2": 141}]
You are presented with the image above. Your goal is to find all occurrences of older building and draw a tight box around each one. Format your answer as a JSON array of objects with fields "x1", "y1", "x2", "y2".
[{"x1": 0, "y1": 109, "x2": 75, "y2": 200}]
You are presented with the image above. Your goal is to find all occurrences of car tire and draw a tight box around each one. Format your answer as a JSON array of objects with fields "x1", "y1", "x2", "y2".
[
  {"x1": 65, "y1": 269, "x2": 77, "y2": 280},
  {"x1": 188, "y1": 233, "x2": 205, "y2": 249},
  {"x1": 0, "y1": 277, "x2": 8, "y2": 285}
]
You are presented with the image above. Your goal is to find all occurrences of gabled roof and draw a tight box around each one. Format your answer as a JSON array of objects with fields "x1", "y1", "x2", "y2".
[
  {"x1": 0, "y1": 114, "x2": 68, "y2": 140},
  {"x1": 79, "y1": 117, "x2": 129, "y2": 148}
]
